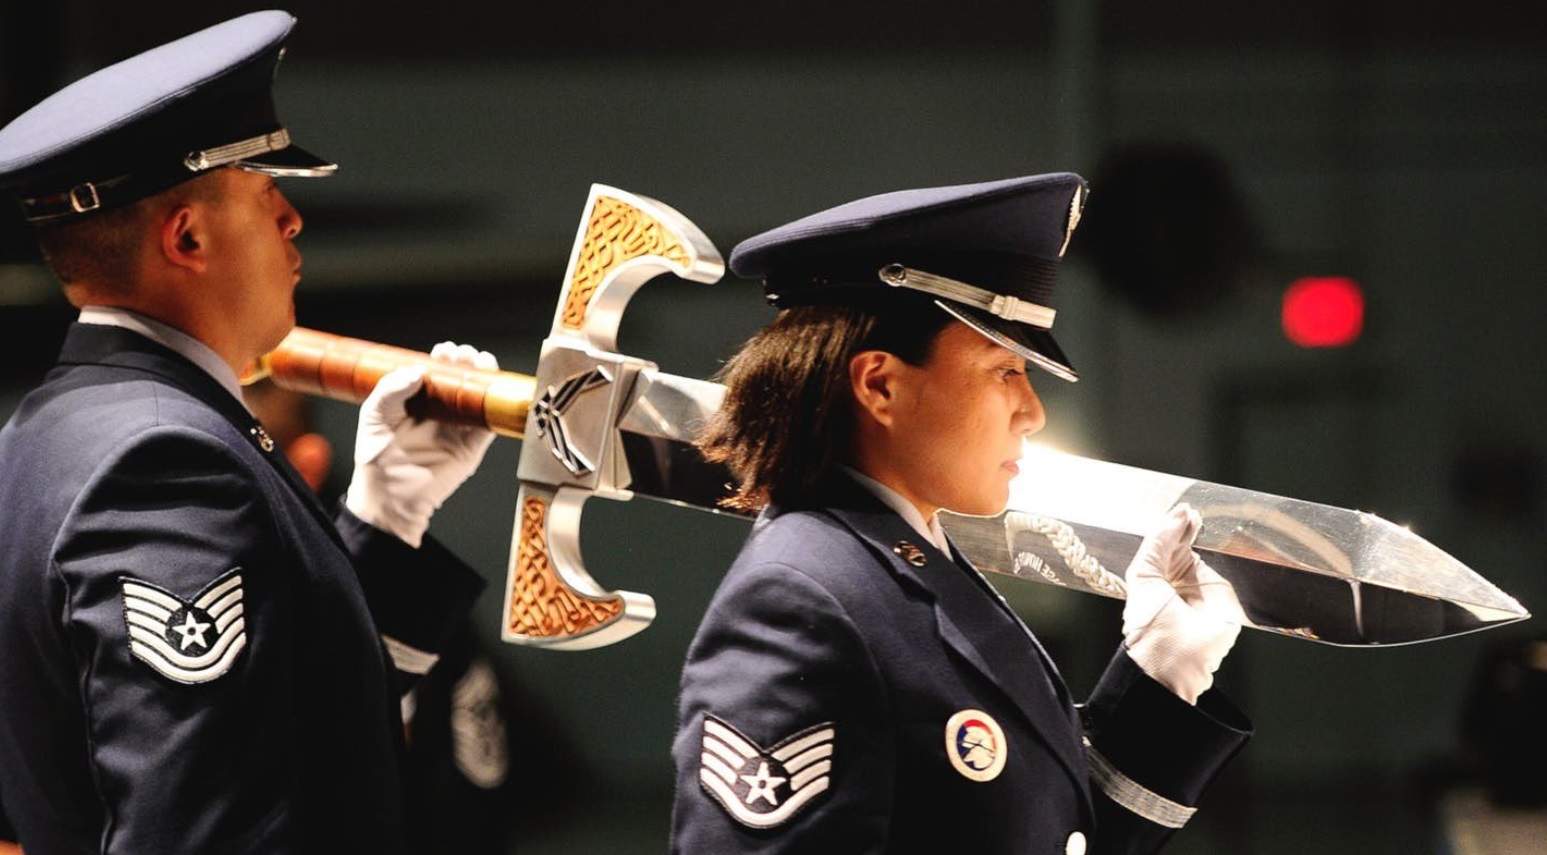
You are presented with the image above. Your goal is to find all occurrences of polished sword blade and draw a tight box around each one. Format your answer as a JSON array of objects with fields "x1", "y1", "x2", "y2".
[
  {"x1": 608, "y1": 375, "x2": 1530, "y2": 645},
  {"x1": 939, "y1": 444, "x2": 1530, "y2": 646},
  {"x1": 612, "y1": 368, "x2": 741, "y2": 515}
]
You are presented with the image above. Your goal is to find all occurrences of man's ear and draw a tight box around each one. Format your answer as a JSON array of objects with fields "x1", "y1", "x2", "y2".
[
  {"x1": 160, "y1": 205, "x2": 206, "y2": 273},
  {"x1": 849, "y1": 349, "x2": 901, "y2": 429}
]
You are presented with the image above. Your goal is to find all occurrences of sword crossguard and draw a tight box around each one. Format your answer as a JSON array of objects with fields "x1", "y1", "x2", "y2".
[{"x1": 501, "y1": 184, "x2": 725, "y2": 648}]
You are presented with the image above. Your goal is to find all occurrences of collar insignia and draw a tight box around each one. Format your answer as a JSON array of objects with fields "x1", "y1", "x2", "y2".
[
  {"x1": 945, "y1": 708, "x2": 1009, "y2": 782},
  {"x1": 250, "y1": 425, "x2": 275, "y2": 453},
  {"x1": 698, "y1": 714, "x2": 835, "y2": 829},
  {"x1": 120, "y1": 569, "x2": 247, "y2": 684},
  {"x1": 893, "y1": 540, "x2": 928, "y2": 567}
]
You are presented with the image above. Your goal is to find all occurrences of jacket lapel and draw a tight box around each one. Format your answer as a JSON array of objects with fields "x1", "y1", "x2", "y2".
[
  {"x1": 820, "y1": 483, "x2": 1091, "y2": 811},
  {"x1": 56, "y1": 323, "x2": 349, "y2": 552}
]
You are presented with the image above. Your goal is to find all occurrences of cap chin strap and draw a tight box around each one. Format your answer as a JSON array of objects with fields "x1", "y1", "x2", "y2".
[{"x1": 877, "y1": 263, "x2": 1056, "y2": 330}]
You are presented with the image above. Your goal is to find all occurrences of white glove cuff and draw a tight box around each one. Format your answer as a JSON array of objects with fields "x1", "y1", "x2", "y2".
[
  {"x1": 1124, "y1": 598, "x2": 1240, "y2": 705},
  {"x1": 344, "y1": 476, "x2": 432, "y2": 548}
]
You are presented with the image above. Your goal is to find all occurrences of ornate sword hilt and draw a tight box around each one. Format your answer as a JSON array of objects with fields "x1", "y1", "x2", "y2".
[
  {"x1": 245, "y1": 184, "x2": 723, "y2": 651},
  {"x1": 504, "y1": 185, "x2": 723, "y2": 649}
]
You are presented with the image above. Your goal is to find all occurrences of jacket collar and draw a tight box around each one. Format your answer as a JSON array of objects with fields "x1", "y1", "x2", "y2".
[
  {"x1": 77, "y1": 305, "x2": 248, "y2": 406},
  {"x1": 841, "y1": 466, "x2": 950, "y2": 554}
]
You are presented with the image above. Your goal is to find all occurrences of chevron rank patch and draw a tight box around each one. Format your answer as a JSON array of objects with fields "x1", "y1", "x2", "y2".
[
  {"x1": 120, "y1": 569, "x2": 247, "y2": 684},
  {"x1": 699, "y1": 715, "x2": 835, "y2": 829}
]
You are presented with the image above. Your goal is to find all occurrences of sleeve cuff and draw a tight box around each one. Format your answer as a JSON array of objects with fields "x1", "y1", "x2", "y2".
[
  {"x1": 1084, "y1": 739, "x2": 1198, "y2": 828},
  {"x1": 334, "y1": 505, "x2": 486, "y2": 660},
  {"x1": 1082, "y1": 647, "x2": 1252, "y2": 817}
]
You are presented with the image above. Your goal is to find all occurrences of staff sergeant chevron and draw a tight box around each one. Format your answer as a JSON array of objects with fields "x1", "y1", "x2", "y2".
[{"x1": 121, "y1": 569, "x2": 247, "y2": 684}]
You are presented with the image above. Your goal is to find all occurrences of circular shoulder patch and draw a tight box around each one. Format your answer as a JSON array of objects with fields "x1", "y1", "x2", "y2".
[{"x1": 944, "y1": 709, "x2": 1008, "y2": 782}]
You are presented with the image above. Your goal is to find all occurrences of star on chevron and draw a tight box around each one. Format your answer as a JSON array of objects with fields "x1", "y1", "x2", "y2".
[
  {"x1": 171, "y1": 612, "x2": 211, "y2": 650},
  {"x1": 699, "y1": 715, "x2": 835, "y2": 828},
  {"x1": 739, "y1": 761, "x2": 787, "y2": 806}
]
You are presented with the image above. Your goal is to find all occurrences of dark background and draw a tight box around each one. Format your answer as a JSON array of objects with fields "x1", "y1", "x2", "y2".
[{"x1": 3, "y1": 2, "x2": 1545, "y2": 852}]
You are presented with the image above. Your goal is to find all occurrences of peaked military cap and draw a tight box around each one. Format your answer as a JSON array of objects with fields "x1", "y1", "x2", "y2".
[
  {"x1": 0, "y1": 10, "x2": 334, "y2": 224},
  {"x1": 730, "y1": 172, "x2": 1089, "y2": 381}
]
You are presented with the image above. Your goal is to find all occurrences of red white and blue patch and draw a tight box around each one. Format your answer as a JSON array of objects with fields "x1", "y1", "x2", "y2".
[
  {"x1": 699, "y1": 715, "x2": 835, "y2": 828},
  {"x1": 120, "y1": 569, "x2": 247, "y2": 684},
  {"x1": 945, "y1": 708, "x2": 1008, "y2": 782}
]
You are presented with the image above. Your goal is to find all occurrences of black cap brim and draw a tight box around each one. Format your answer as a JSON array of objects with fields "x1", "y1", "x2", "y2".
[
  {"x1": 234, "y1": 143, "x2": 337, "y2": 178},
  {"x1": 936, "y1": 300, "x2": 1078, "y2": 382}
]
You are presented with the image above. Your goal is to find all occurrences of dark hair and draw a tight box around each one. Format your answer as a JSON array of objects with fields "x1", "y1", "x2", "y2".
[{"x1": 696, "y1": 294, "x2": 951, "y2": 512}]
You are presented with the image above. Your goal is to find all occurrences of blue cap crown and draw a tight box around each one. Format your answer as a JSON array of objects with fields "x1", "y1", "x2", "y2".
[
  {"x1": 0, "y1": 10, "x2": 334, "y2": 223},
  {"x1": 729, "y1": 172, "x2": 1089, "y2": 381}
]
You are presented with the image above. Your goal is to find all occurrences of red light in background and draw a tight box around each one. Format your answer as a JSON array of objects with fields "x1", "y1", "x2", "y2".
[{"x1": 1282, "y1": 276, "x2": 1364, "y2": 348}]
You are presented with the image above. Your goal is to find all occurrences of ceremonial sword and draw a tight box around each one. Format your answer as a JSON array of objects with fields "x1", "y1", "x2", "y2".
[{"x1": 244, "y1": 184, "x2": 1529, "y2": 651}]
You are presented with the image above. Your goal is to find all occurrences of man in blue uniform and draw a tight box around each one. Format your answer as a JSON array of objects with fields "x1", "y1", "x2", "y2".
[
  {"x1": 672, "y1": 173, "x2": 1252, "y2": 854},
  {"x1": 0, "y1": 11, "x2": 499, "y2": 852}
]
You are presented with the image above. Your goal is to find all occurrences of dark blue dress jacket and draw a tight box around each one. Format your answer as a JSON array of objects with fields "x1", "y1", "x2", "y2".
[
  {"x1": 670, "y1": 479, "x2": 1251, "y2": 854},
  {"x1": 0, "y1": 323, "x2": 485, "y2": 853}
]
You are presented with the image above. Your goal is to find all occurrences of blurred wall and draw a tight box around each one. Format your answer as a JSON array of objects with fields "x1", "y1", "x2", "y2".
[{"x1": 2, "y1": 2, "x2": 1543, "y2": 852}]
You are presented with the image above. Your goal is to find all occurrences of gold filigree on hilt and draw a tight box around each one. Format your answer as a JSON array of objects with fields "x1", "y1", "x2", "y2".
[{"x1": 502, "y1": 185, "x2": 724, "y2": 649}]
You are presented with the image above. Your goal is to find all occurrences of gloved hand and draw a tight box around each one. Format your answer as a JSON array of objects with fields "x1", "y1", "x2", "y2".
[
  {"x1": 1121, "y1": 503, "x2": 1244, "y2": 704},
  {"x1": 344, "y1": 342, "x2": 499, "y2": 548}
]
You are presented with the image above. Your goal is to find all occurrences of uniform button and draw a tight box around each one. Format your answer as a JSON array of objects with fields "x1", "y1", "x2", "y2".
[{"x1": 1065, "y1": 830, "x2": 1087, "y2": 855}]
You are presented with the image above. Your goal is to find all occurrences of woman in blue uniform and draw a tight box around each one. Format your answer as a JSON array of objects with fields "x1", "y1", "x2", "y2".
[{"x1": 669, "y1": 173, "x2": 1252, "y2": 855}]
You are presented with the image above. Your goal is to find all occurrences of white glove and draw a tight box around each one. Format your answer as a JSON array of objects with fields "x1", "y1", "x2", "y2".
[
  {"x1": 1122, "y1": 503, "x2": 1244, "y2": 704},
  {"x1": 344, "y1": 342, "x2": 498, "y2": 548}
]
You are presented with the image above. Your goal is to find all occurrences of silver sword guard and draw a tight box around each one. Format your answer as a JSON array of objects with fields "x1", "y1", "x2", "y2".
[{"x1": 501, "y1": 185, "x2": 724, "y2": 649}]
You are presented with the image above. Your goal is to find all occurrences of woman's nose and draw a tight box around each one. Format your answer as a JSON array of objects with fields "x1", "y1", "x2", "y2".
[{"x1": 1017, "y1": 375, "x2": 1047, "y2": 436}]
